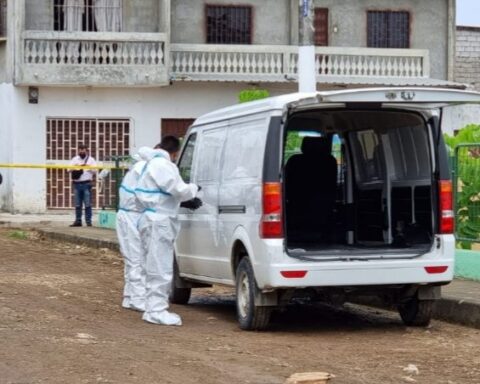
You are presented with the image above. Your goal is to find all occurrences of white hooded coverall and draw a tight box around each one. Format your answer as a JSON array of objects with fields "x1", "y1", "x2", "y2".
[
  {"x1": 135, "y1": 149, "x2": 198, "y2": 325},
  {"x1": 116, "y1": 147, "x2": 154, "y2": 311}
]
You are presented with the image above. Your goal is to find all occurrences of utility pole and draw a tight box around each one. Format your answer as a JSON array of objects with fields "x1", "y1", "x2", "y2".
[{"x1": 298, "y1": 0, "x2": 316, "y2": 92}]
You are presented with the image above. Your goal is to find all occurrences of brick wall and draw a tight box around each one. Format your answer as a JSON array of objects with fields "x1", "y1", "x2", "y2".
[{"x1": 456, "y1": 26, "x2": 480, "y2": 90}]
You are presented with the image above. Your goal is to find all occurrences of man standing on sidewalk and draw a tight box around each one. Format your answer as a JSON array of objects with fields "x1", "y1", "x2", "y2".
[
  {"x1": 69, "y1": 144, "x2": 97, "y2": 227},
  {"x1": 135, "y1": 136, "x2": 201, "y2": 326}
]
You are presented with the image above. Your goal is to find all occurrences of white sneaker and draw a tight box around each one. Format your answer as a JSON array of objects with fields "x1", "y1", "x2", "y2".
[{"x1": 142, "y1": 310, "x2": 182, "y2": 326}]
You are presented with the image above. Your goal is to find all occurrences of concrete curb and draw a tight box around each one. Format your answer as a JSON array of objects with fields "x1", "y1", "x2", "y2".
[
  {"x1": 433, "y1": 296, "x2": 480, "y2": 329},
  {"x1": 35, "y1": 228, "x2": 120, "y2": 252}
]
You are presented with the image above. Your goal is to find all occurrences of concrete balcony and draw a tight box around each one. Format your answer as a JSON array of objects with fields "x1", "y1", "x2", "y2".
[
  {"x1": 170, "y1": 44, "x2": 430, "y2": 84},
  {"x1": 16, "y1": 31, "x2": 169, "y2": 86}
]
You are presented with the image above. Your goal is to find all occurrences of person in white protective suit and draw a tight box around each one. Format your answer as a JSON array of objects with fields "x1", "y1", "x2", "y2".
[
  {"x1": 135, "y1": 136, "x2": 202, "y2": 326},
  {"x1": 116, "y1": 147, "x2": 155, "y2": 312}
]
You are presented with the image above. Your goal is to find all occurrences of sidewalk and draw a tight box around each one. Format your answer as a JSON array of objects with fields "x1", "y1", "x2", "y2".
[{"x1": 1, "y1": 212, "x2": 479, "y2": 328}]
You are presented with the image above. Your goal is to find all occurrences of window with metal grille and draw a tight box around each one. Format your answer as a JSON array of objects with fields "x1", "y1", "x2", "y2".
[
  {"x1": 314, "y1": 8, "x2": 328, "y2": 46},
  {"x1": 206, "y1": 5, "x2": 252, "y2": 44},
  {"x1": 0, "y1": 0, "x2": 6, "y2": 37},
  {"x1": 54, "y1": 0, "x2": 122, "y2": 32},
  {"x1": 46, "y1": 117, "x2": 130, "y2": 209},
  {"x1": 367, "y1": 11, "x2": 410, "y2": 48}
]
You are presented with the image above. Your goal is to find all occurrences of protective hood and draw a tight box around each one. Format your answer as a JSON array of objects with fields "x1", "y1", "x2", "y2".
[
  {"x1": 137, "y1": 147, "x2": 156, "y2": 161},
  {"x1": 138, "y1": 147, "x2": 170, "y2": 162}
]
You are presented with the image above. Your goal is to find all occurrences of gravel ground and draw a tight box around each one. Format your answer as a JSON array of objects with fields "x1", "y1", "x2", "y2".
[{"x1": 1, "y1": 228, "x2": 480, "y2": 384}]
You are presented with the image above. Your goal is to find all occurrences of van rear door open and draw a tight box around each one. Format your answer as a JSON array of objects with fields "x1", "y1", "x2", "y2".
[{"x1": 283, "y1": 88, "x2": 480, "y2": 259}]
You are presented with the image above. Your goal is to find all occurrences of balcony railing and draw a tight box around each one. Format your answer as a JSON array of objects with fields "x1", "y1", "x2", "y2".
[
  {"x1": 17, "y1": 31, "x2": 169, "y2": 86},
  {"x1": 170, "y1": 44, "x2": 430, "y2": 83},
  {"x1": 17, "y1": 34, "x2": 431, "y2": 86}
]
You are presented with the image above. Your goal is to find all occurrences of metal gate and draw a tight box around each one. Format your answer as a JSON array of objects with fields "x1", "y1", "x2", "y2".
[
  {"x1": 453, "y1": 144, "x2": 480, "y2": 243},
  {"x1": 46, "y1": 118, "x2": 130, "y2": 209}
]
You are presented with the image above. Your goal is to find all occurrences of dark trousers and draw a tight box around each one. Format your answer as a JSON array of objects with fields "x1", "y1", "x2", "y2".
[{"x1": 73, "y1": 182, "x2": 92, "y2": 224}]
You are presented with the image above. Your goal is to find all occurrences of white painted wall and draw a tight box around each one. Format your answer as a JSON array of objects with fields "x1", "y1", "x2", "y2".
[
  {"x1": 442, "y1": 104, "x2": 480, "y2": 136},
  {"x1": 0, "y1": 82, "x2": 296, "y2": 212},
  {"x1": 0, "y1": 83, "x2": 14, "y2": 210}
]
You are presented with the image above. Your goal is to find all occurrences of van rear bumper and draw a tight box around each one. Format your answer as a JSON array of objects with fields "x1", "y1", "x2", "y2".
[
  {"x1": 254, "y1": 236, "x2": 455, "y2": 289},
  {"x1": 261, "y1": 260, "x2": 454, "y2": 289}
]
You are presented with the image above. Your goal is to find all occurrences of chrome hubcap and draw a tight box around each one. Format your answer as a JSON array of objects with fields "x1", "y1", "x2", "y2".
[{"x1": 238, "y1": 271, "x2": 250, "y2": 318}]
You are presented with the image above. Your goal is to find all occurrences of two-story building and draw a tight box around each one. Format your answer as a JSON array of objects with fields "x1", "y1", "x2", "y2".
[
  {"x1": 442, "y1": 25, "x2": 480, "y2": 134},
  {"x1": 0, "y1": 0, "x2": 459, "y2": 213}
]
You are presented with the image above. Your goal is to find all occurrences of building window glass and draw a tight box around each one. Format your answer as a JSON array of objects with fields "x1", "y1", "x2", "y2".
[
  {"x1": 0, "y1": 0, "x2": 6, "y2": 37},
  {"x1": 206, "y1": 5, "x2": 252, "y2": 44},
  {"x1": 54, "y1": 0, "x2": 122, "y2": 32},
  {"x1": 367, "y1": 11, "x2": 410, "y2": 48}
]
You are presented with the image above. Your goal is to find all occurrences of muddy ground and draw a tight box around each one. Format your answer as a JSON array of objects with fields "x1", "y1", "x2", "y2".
[{"x1": 0, "y1": 228, "x2": 479, "y2": 384}]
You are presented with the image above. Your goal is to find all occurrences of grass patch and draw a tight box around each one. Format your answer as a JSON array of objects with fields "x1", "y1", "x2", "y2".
[{"x1": 8, "y1": 230, "x2": 29, "y2": 240}]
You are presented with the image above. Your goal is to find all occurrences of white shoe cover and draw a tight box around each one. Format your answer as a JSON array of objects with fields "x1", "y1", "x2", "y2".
[
  {"x1": 142, "y1": 310, "x2": 182, "y2": 326},
  {"x1": 122, "y1": 299, "x2": 145, "y2": 312}
]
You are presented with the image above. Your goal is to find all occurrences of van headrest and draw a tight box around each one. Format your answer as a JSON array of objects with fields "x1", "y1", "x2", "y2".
[{"x1": 301, "y1": 137, "x2": 330, "y2": 156}]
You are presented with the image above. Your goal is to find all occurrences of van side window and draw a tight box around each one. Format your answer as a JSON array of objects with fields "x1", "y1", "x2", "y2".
[
  {"x1": 284, "y1": 131, "x2": 323, "y2": 164},
  {"x1": 196, "y1": 128, "x2": 226, "y2": 182},
  {"x1": 387, "y1": 124, "x2": 431, "y2": 180},
  {"x1": 178, "y1": 133, "x2": 197, "y2": 183},
  {"x1": 350, "y1": 129, "x2": 384, "y2": 183},
  {"x1": 223, "y1": 124, "x2": 267, "y2": 180}
]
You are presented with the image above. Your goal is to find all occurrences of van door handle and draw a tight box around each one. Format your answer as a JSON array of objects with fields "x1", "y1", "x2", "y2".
[{"x1": 218, "y1": 205, "x2": 246, "y2": 214}]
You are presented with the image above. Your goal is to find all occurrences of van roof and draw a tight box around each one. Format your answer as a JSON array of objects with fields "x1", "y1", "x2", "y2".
[{"x1": 193, "y1": 87, "x2": 480, "y2": 126}]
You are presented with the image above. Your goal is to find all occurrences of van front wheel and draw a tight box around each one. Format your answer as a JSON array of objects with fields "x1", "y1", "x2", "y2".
[
  {"x1": 236, "y1": 258, "x2": 271, "y2": 331},
  {"x1": 398, "y1": 297, "x2": 434, "y2": 326},
  {"x1": 169, "y1": 259, "x2": 192, "y2": 305}
]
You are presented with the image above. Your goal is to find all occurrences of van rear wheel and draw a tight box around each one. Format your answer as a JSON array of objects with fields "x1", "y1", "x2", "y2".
[
  {"x1": 398, "y1": 297, "x2": 434, "y2": 326},
  {"x1": 236, "y1": 258, "x2": 271, "y2": 331}
]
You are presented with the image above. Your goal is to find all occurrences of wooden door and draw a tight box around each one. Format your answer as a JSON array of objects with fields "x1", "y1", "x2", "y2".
[
  {"x1": 161, "y1": 118, "x2": 195, "y2": 140},
  {"x1": 314, "y1": 8, "x2": 329, "y2": 46}
]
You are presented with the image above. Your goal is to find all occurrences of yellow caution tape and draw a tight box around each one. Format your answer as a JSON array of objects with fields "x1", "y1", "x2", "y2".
[{"x1": 0, "y1": 163, "x2": 127, "y2": 170}]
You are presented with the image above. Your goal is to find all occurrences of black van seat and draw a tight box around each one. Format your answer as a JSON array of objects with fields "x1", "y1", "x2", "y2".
[{"x1": 285, "y1": 137, "x2": 338, "y2": 242}]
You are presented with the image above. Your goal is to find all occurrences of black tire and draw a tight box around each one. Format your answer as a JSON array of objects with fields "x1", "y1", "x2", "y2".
[
  {"x1": 169, "y1": 259, "x2": 192, "y2": 305},
  {"x1": 398, "y1": 297, "x2": 435, "y2": 326},
  {"x1": 235, "y1": 257, "x2": 271, "y2": 331}
]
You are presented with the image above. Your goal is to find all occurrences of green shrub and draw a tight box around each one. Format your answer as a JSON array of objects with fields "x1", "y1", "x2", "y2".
[
  {"x1": 445, "y1": 124, "x2": 480, "y2": 249},
  {"x1": 8, "y1": 230, "x2": 29, "y2": 240},
  {"x1": 238, "y1": 89, "x2": 270, "y2": 103}
]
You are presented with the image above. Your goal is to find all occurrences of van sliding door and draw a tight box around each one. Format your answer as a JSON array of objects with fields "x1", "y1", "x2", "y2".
[{"x1": 184, "y1": 126, "x2": 227, "y2": 278}]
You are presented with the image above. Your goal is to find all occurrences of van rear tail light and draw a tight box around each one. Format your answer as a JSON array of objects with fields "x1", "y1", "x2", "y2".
[
  {"x1": 260, "y1": 182, "x2": 283, "y2": 239},
  {"x1": 281, "y1": 270, "x2": 308, "y2": 278},
  {"x1": 439, "y1": 180, "x2": 454, "y2": 234},
  {"x1": 425, "y1": 266, "x2": 448, "y2": 274}
]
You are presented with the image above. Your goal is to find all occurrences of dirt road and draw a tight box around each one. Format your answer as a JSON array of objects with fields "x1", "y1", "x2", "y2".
[{"x1": 1, "y1": 229, "x2": 480, "y2": 384}]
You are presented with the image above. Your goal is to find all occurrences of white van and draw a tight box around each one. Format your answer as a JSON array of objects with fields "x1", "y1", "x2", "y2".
[{"x1": 171, "y1": 88, "x2": 480, "y2": 330}]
